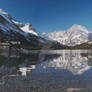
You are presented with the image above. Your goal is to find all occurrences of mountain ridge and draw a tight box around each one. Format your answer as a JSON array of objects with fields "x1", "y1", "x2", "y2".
[
  {"x1": 44, "y1": 24, "x2": 92, "y2": 46},
  {"x1": 0, "y1": 9, "x2": 66, "y2": 50}
]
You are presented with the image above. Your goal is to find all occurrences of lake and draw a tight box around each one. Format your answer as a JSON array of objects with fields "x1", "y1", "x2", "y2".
[{"x1": 0, "y1": 49, "x2": 92, "y2": 92}]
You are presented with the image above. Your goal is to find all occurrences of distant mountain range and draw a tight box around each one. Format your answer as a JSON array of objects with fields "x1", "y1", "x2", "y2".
[
  {"x1": 43, "y1": 24, "x2": 92, "y2": 46},
  {"x1": 0, "y1": 9, "x2": 92, "y2": 49}
]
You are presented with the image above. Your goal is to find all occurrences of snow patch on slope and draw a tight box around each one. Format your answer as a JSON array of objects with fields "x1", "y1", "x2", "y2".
[{"x1": 20, "y1": 23, "x2": 38, "y2": 36}]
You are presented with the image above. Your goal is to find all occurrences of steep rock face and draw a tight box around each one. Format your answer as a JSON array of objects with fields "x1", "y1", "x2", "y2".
[{"x1": 44, "y1": 24, "x2": 92, "y2": 46}]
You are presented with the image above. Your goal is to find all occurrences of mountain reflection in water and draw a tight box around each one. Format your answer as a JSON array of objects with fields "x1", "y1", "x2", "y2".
[{"x1": 0, "y1": 50, "x2": 92, "y2": 92}]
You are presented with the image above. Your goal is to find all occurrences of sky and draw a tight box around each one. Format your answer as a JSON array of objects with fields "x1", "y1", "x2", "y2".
[{"x1": 0, "y1": 0, "x2": 92, "y2": 33}]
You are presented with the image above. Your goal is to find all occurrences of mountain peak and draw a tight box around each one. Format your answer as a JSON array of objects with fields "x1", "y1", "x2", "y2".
[
  {"x1": 45, "y1": 24, "x2": 92, "y2": 46},
  {"x1": 0, "y1": 9, "x2": 11, "y2": 19},
  {"x1": 69, "y1": 24, "x2": 89, "y2": 33},
  {"x1": 0, "y1": 9, "x2": 7, "y2": 14},
  {"x1": 20, "y1": 23, "x2": 38, "y2": 36},
  {"x1": 25, "y1": 23, "x2": 32, "y2": 30}
]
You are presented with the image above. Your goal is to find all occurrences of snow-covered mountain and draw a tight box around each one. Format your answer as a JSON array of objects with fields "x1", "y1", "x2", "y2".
[
  {"x1": 0, "y1": 9, "x2": 38, "y2": 37},
  {"x1": 0, "y1": 9, "x2": 60, "y2": 49},
  {"x1": 44, "y1": 24, "x2": 92, "y2": 46},
  {"x1": 12, "y1": 20, "x2": 38, "y2": 36}
]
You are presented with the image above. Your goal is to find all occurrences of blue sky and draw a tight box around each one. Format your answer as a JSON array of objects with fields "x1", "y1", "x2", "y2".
[{"x1": 0, "y1": 0, "x2": 92, "y2": 33}]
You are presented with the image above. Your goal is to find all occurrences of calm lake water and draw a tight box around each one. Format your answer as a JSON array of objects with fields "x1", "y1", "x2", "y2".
[{"x1": 0, "y1": 49, "x2": 92, "y2": 92}]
